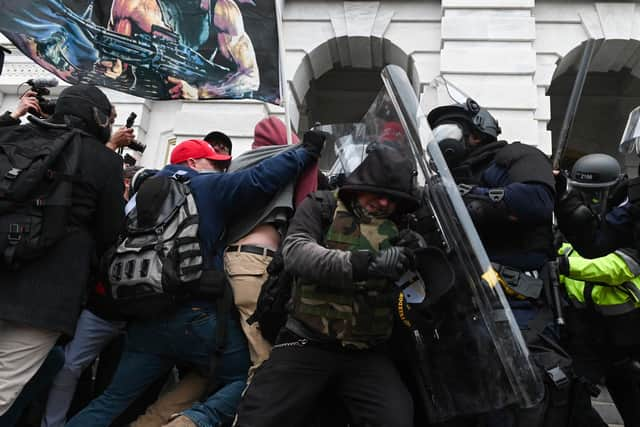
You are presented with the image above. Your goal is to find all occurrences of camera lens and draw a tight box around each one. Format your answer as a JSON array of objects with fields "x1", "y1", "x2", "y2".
[{"x1": 128, "y1": 140, "x2": 146, "y2": 153}]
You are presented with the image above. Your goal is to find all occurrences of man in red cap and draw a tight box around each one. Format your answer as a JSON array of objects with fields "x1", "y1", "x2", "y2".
[{"x1": 68, "y1": 133, "x2": 325, "y2": 427}]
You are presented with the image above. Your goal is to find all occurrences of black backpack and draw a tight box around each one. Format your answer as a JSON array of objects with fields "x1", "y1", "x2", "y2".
[
  {"x1": 0, "y1": 123, "x2": 82, "y2": 270},
  {"x1": 106, "y1": 173, "x2": 204, "y2": 319},
  {"x1": 247, "y1": 191, "x2": 337, "y2": 344}
]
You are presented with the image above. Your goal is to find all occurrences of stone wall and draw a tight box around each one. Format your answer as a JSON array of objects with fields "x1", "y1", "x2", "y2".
[{"x1": 1, "y1": 1, "x2": 639, "y2": 167}]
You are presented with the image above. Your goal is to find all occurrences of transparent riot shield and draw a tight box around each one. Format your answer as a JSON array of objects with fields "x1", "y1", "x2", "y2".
[
  {"x1": 619, "y1": 105, "x2": 640, "y2": 155},
  {"x1": 315, "y1": 65, "x2": 544, "y2": 422},
  {"x1": 383, "y1": 64, "x2": 544, "y2": 421}
]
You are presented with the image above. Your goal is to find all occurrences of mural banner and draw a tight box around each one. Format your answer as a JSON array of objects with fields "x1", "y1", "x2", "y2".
[{"x1": 0, "y1": 0, "x2": 281, "y2": 103}]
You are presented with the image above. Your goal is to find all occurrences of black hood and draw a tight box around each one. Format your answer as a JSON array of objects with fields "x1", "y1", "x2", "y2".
[
  {"x1": 338, "y1": 143, "x2": 419, "y2": 214},
  {"x1": 51, "y1": 85, "x2": 112, "y2": 143}
]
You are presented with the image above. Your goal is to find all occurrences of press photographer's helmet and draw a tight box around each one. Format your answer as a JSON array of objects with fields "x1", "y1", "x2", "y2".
[
  {"x1": 427, "y1": 98, "x2": 501, "y2": 144},
  {"x1": 52, "y1": 85, "x2": 114, "y2": 143},
  {"x1": 568, "y1": 153, "x2": 622, "y2": 215}
]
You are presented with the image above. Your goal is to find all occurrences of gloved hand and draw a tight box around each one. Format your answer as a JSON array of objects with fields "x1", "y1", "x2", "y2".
[
  {"x1": 301, "y1": 130, "x2": 327, "y2": 159},
  {"x1": 390, "y1": 229, "x2": 427, "y2": 250},
  {"x1": 367, "y1": 246, "x2": 414, "y2": 281},
  {"x1": 556, "y1": 190, "x2": 597, "y2": 235},
  {"x1": 553, "y1": 170, "x2": 568, "y2": 203},
  {"x1": 557, "y1": 254, "x2": 570, "y2": 276}
]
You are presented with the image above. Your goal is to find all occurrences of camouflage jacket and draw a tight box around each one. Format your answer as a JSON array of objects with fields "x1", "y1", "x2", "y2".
[{"x1": 282, "y1": 191, "x2": 399, "y2": 348}]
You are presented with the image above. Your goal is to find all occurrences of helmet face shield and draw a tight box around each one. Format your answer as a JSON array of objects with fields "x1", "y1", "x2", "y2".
[
  {"x1": 432, "y1": 123, "x2": 464, "y2": 143},
  {"x1": 567, "y1": 182, "x2": 610, "y2": 215},
  {"x1": 568, "y1": 153, "x2": 622, "y2": 216}
]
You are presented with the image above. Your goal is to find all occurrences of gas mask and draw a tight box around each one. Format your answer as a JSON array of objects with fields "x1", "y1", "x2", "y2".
[
  {"x1": 432, "y1": 123, "x2": 468, "y2": 168},
  {"x1": 567, "y1": 183, "x2": 611, "y2": 217}
]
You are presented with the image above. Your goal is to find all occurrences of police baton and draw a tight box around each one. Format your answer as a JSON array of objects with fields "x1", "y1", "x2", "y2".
[{"x1": 547, "y1": 260, "x2": 566, "y2": 327}]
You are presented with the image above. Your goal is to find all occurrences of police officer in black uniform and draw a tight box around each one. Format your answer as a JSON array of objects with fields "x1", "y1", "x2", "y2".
[{"x1": 427, "y1": 99, "x2": 595, "y2": 426}]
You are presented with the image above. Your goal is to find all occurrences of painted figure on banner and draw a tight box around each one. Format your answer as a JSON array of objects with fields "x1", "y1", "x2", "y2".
[{"x1": 0, "y1": 0, "x2": 277, "y2": 102}]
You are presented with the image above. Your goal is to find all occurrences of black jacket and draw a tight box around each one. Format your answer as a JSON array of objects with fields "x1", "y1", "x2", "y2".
[
  {"x1": 0, "y1": 111, "x2": 20, "y2": 127},
  {"x1": 0, "y1": 122, "x2": 125, "y2": 336}
]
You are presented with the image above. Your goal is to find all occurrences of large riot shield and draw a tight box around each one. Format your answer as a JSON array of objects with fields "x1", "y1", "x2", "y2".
[
  {"x1": 316, "y1": 65, "x2": 544, "y2": 422},
  {"x1": 380, "y1": 65, "x2": 544, "y2": 422}
]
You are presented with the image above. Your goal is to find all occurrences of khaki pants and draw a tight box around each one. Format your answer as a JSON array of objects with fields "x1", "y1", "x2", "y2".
[
  {"x1": 130, "y1": 371, "x2": 208, "y2": 427},
  {"x1": 224, "y1": 250, "x2": 273, "y2": 373},
  {"x1": 0, "y1": 320, "x2": 59, "y2": 415},
  {"x1": 133, "y1": 251, "x2": 272, "y2": 426}
]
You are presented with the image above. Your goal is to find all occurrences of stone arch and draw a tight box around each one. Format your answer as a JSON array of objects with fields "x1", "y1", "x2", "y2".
[
  {"x1": 287, "y1": 30, "x2": 418, "y2": 132},
  {"x1": 547, "y1": 38, "x2": 640, "y2": 175}
]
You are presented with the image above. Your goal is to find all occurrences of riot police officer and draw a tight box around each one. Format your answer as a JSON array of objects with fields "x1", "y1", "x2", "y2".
[
  {"x1": 556, "y1": 154, "x2": 639, "y2": 426},
  {"x1": 427, "y1": 99, "x2": 585, "y2": 426}
]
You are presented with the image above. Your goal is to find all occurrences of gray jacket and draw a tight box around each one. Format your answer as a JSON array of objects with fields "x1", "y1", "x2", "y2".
[{"x1": 226, "y1": 145, "x2": 297, "y2": 243}]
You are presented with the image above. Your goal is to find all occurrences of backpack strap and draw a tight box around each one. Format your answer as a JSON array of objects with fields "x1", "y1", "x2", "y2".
[{"x1": 311, "y1": 190, "x2": 337, "y2": 231}]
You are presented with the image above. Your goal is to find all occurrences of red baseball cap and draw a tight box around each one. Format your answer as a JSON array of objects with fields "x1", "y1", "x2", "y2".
[{"x1": 170, "y1": 139, "x2": 232, "y2": 165}]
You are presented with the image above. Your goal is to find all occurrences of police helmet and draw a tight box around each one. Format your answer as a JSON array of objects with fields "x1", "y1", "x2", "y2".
[
  {"x1": 427, "y1": 98, "x2": 501, "y2": 143},
  {"x1": 568, "y1": 154, "x2": 621, "y2": 190},
  {"x1": 568, "y1": 154, "x2": 622, "y2": 215}
]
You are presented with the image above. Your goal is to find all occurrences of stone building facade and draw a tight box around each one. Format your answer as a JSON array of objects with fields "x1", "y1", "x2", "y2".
[{"x1": 1, "y1": 1, "x2": 639, "y2": 172}]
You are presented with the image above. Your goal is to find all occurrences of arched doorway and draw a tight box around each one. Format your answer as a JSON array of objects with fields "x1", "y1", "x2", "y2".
[
  {"x1": 288, "y1": 35, "x2": 418, "y2": 132},
  {"x1": 548, "y1": 38, "x2": 640, "y2": 176}
]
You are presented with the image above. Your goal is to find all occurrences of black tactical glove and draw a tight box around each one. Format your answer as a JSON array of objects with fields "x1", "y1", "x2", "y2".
[
  {"x1": 301, "y1": 130, "x2": 327, "y2": 159},
  {"x1": 553, "y1": 171, "x2": 568, "y2": 204},
  {"x1": 556, "y1": 190, "x2": 598, "y2": 236},
  {"x1": 390, "y1": 229, "x2": 427, "y2": 250},
  {"x1": 367, "y1": 246, "x2": 414, "y2": 281},
  {"x1": 557, "y1": 253, "x2": 570, "y2": 276}
]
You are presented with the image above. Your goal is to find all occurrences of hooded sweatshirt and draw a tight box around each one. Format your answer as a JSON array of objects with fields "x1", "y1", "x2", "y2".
[{"x1": 253, "y1": 117, "x2": 318, "y2": 206}]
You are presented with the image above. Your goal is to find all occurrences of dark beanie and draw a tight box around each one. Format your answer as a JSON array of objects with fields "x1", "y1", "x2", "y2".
[
  {"x1": 339, "y1": 143, "x2": 419, "y2": 213},
  {"x1": 252, "y1": 117, "x2": 299, "y2": 149}
]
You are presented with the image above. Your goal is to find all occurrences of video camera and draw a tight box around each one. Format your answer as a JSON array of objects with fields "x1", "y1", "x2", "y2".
[
  {"x1": 124, "y1": 112, "x2": 146, "y2": 153},
  {"x1": 25, "y1": 77, "x2": 58, "y2": 117}
]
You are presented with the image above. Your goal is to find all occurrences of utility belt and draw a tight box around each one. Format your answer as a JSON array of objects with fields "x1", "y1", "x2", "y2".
[
  {"x1": 279, "y1": 319, "x2": 385, "y2": 352},
  {"x1": 492, "y1": 263, "x2": 544, "y2": 301}
]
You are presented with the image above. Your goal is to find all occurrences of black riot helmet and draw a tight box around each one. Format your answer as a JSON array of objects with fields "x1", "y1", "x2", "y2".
[
  {"x1": 427, "y1": 98, "x2": 502, "y2": 144},
  {"x1": 568, "y1": 153, "x2": 622, "y2": 215}
]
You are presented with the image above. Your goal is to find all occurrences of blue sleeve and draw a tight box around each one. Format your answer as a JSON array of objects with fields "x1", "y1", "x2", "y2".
[
  {"x1": 214, "y1": 147, "x2": 312, "y2": 216},
  {"x1": 502, "y1": 182, "x2": 554, "y2": 223},
  {"x1": 476, "y1": 164, "x2": 554, "y2": 223}
]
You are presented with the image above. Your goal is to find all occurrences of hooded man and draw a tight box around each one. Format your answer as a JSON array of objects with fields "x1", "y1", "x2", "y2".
[
  {"x1": 0, "y1": 84, "x2": 124, "y2": 416},
  {"x1": 234, "y1": 142, "x2": 420, "y2": 427}
]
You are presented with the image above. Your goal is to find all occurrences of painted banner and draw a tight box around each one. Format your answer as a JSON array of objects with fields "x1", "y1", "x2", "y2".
[{"x1": 0, "y1": 0, "x2": 281, "y2": 103}]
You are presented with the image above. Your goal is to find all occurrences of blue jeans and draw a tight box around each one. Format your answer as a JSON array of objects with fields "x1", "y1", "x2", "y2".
[
  {"x1": 66, "y1": 302, "x2": 249, "y2": 427},
  {"x1": 42, "y1": 309, "x2": 124, "y2": 427}
]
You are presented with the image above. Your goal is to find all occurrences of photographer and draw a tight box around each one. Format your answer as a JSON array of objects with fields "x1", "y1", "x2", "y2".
[
  {"x1": 0, "y1": 84, "x2": 125, "y2": 417},
  {"x1": 0, "y1": 90, "x2": 42, "y2": 126},
  {"x1": 0, "y1": 90, "x2": 137, "y2": 154}
]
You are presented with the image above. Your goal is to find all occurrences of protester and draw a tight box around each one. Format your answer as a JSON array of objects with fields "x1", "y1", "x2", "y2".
[
  {"x1": 67, "y1": 133, "x2": 325, "y2": 427},
  {"x1": 234, "y1": 142, "x2": 420, "y2": 427},
  {"x1": 224, "y1": 117, "x2": 317, "y2": 373},
  {"x1": 0, "y1": 84, "x2": 125, "y2": 416},
  {"x1": 40, "y1": 165, "x2": 142, "y2": 427}
]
